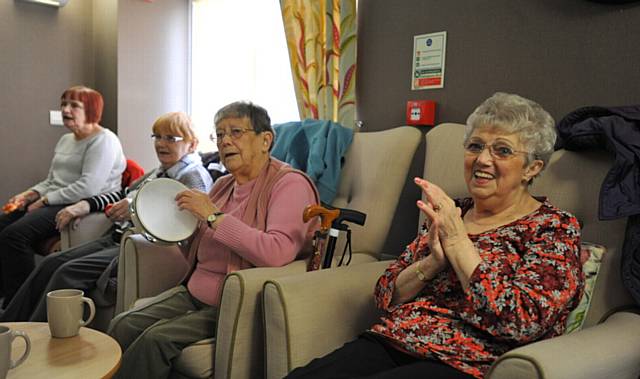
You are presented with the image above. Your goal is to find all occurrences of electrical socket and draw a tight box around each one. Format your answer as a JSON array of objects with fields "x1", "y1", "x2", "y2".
[{"x1": 49, "y1": 110, "x2": 63, "y2": 126}]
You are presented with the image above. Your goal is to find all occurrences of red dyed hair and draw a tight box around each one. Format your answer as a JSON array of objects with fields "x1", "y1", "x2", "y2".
[{"x1": 60, "y1": 86, "x2": 104, "y2": 124}]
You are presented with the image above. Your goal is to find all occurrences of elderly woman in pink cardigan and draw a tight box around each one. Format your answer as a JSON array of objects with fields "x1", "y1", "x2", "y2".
[{"x1": 108, "y1": 101, "x2": 319, "y2": 379}]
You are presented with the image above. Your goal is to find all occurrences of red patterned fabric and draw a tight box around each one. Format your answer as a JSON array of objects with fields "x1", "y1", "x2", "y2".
[{"x1": 370, "y1": 198, "x2": 584, "y2": 378}]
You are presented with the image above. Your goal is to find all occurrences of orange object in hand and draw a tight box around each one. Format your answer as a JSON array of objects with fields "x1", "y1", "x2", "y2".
[
  {"x1": 104, "y1": 204, "x2": 113, "y2": 215},
  {"x1": 2, "y1": 202, "x2": 19, "y2": 214}
]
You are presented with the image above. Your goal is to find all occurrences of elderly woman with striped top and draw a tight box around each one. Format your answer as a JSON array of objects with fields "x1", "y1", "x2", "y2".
[{"x1": 1, "y1": 111, "x2": 212, "y2": 322}]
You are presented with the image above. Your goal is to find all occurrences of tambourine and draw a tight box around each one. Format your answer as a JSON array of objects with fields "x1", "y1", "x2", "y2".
[{"x1": 130, "y1": 178, "x2": 198, "y2": 244}]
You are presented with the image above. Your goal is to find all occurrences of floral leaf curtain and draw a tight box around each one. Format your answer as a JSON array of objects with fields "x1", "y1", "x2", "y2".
[{"x1": 280, "y1": 0, "x2": 357, "y2": 129}]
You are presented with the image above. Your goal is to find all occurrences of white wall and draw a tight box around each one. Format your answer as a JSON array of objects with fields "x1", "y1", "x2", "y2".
[{"x1": 117, "y1": 0, "x2": 190, "y2": 171}]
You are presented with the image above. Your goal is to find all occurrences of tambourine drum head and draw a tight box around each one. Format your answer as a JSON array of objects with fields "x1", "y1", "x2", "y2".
[{"x1": 134, "y1": 178, "x2": 198, "y2": 242}]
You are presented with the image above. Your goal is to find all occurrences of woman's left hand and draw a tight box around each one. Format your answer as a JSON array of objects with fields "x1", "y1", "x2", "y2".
[{"x1": 175, "y1": 189, "x2": 220, "y2": 222}]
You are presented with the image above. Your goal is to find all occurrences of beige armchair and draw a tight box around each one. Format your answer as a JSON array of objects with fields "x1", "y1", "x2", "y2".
[
  {"x1": 114, "y1": 126, "x2": 423, "y2": 378},
  {"x1": 59, "y1": 213, "x2": 113, "y2": 251},
  {"x1": 54, "y1": 212, "x2": 118, "y2": 331},
  {"x1": 262, "y1": 123, "x2": 640, "y2": 379}
]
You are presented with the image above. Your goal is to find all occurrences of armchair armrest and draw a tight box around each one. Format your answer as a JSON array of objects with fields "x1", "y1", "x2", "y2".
[
  {"x1": 215, "y1": 260, "x2": 308, "y2": 379},
  {"x1": 115, "y1": 234, "x2": 189, "y2": 314},
  {"x1": 262, "y1": 260, "x2": 390, "y2": 379},
  {"x1": 60, "y1": 212, "x2": 113, "y2": 250},
  {"x1": 214, "y1": 253, "x2": 378, "y2": 379},
  {"x1": 487, "y1": 311, "x2": 640, "y2": 379},
  {"x1": 214, "y1": 254, "x2": 375, "y2": 378}
]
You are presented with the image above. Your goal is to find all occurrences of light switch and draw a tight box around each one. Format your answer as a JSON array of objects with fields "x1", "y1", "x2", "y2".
[{"x1": 49, "y1": 110, "x2": 63, "y2": 126}]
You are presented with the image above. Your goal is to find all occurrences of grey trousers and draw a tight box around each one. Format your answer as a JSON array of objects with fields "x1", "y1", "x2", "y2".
[
  {"x1": 108, "y1": 285, "x2": 218, "y2": 379},
  {"x1": 0, "y1": 234, "x2": 117, "y2": 322}
]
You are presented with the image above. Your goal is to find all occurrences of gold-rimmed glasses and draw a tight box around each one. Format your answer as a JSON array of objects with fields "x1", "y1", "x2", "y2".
[
  {"x1": 463, "y1": 141, "x2": 529, "y2": 160},
  {"x1": 209, "y1": 127, "x2": 256, "y2": 144}
]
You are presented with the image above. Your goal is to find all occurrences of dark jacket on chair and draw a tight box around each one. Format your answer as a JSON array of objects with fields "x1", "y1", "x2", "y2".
[{"x1": 555, "y1": 105, "x2": 640, "y2": 304}]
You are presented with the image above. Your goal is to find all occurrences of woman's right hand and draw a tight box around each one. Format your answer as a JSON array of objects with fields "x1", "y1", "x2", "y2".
[
  {"x1": 8, "y1": 190, "x2": 39, "y2": 209},
  {"x1": 55, "y1": 200, "x2": 90, "y2": 230},
  {"x1": 175, "y1": 189, "x2": 220, "y2": 222}
]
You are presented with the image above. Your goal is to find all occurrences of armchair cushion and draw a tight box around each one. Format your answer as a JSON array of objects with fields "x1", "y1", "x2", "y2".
[
  {"x1": 565, "y1": 242, "x2": 606, "y2": 333},
  {"x1": 173, "y1": 338, "x2": 216, "y2": 379}
]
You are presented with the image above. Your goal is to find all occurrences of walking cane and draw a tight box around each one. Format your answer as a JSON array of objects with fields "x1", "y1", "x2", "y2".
[
  {"x1": 303, "y1": 205, "x2": 339, "y2": 270},
  {"x1": 303, "y1": 204, "x2": 366, "y2": 269}
]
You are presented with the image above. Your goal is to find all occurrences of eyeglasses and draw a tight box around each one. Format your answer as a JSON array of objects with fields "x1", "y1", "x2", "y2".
[
  {"x1": 210, "y1": 127, "x2": 256, "y2": 143},
  {"x1": 151, "y1": 134, "x2": 184, "y2": 143},
  {"x1": 463, "y1": 141, "x2": 529, "y2": 160}
]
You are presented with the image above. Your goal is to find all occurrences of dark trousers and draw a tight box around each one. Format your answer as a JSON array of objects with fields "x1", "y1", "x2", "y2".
[
  {"x1": 0, "y1": 205, "x2": 66, "y2": 304},
  {"x1": 0, "y1": 234, "x2": 117, "y2": 322},
  {"x1": 285, "y1": 333, "x2": 475, "y2": 379}
]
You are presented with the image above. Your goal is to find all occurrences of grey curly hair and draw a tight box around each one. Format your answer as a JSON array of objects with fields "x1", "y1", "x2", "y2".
[{"x1": 465, "y1": 92, "x2": 556, "y2": 171}]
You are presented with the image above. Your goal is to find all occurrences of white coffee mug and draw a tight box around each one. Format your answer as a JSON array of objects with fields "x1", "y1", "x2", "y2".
[
  {"x1": 0, "y1": 325, "x2": 30, "y2": 379},
  {"x1": 46, "y1": 289, "x2": 96, "y2": 338}
]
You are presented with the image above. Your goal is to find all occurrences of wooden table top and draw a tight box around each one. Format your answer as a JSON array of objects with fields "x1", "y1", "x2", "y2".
[{"x1": 2, "y1": 322, "x2": 121, "y2": 379}]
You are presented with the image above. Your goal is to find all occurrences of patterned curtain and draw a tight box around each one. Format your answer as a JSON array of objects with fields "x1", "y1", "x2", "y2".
[{"x1": 280, "y1": 0, "x2": 357, "y2": 129}]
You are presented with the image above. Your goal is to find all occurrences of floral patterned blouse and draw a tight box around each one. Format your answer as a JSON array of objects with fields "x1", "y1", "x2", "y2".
[{"x1": 370, "y1": 198, "x2": 584, "y2": 378}]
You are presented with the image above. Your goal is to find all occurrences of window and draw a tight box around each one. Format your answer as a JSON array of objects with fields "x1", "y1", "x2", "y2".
[{"x1": 191, "y1": 0, "x2": 299, "y2": 152}]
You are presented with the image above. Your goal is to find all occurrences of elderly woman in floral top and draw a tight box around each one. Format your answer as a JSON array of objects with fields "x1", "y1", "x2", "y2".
[{"x1": 286, "y1": 92, "x2": 584, "y2": 379}]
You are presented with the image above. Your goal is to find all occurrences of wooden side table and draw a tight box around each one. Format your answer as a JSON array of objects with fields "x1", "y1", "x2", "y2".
[{"x1": 2, "y1": 322, "x2": 121, "y2": 379}]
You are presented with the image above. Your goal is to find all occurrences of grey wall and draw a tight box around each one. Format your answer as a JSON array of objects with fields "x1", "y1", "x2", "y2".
[
  {"x1": 117, "y1": 0, "x2": 190, "y2": 171},
  {"x1": 93, "y1": 0, "x2": 118, "y2": 132},
  {"x1": 356, "y1": 0, "x2": 640, "y2": 253},
  {"x1": 0, "y1": 0, "x2": 94, "y2": 202},
  {"x1": 0, "y1": 0, "x2": 190, "y2": 202}
]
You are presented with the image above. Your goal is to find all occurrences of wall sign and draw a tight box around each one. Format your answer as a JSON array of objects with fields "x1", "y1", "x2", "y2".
[{"x1": 411, "y1": 31, "x2": 447, "y2": 90}]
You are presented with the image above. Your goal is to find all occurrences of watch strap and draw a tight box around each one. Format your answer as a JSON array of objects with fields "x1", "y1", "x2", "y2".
[{"x1": 206, "y1": 211, "x2": 224, "y2": 228}]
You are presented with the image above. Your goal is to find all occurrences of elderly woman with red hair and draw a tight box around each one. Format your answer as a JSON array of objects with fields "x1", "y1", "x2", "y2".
[{"x1": 0, "y1": 85, "x2": 125, "y2": 306}]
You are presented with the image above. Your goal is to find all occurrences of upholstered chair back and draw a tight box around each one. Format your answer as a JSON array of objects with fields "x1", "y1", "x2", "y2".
[{"x1": 331, "y1": 126, "x2": 422, "y2": 256}]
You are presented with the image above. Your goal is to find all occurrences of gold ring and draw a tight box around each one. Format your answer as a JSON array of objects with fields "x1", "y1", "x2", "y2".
[{"x1": 433, "y1": 203, "x2": 442, "y2": 212}]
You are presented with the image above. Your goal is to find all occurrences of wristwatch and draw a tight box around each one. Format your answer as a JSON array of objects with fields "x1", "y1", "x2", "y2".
[
  {"x1": 206, "y1": 212, "x2": 224, "y2": 228},
  {"x1": 415, "y1": 263, "x2": 428, "y2": 282}
]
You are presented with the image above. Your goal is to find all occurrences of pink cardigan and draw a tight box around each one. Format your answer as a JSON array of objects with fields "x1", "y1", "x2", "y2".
[{"x1": 187, "y1": 159, "x2": 319, "y2": 306}]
